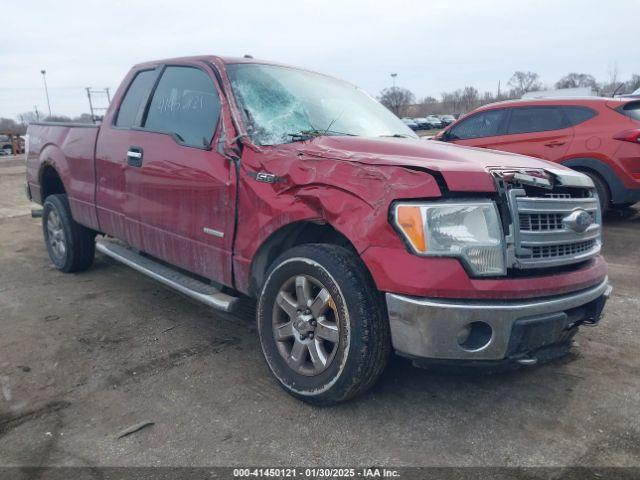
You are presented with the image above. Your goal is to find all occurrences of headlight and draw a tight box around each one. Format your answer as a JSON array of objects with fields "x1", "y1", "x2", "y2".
[{"x1": 393, "y1": 200, "x2": 505, "y2": 276}]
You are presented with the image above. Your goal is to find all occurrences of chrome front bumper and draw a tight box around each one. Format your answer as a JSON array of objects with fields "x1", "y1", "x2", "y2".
[{"x1": 386, "y1": 279, "x2": 612, "y2": 362}]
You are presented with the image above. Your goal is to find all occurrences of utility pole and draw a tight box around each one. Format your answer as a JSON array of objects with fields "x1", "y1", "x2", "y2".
[
  {"x1": 40, "y1": 70, "x2": 51, "y2": 117},
  {"x1": 497, "y1": 80, "x2": 501, "y2": 98},
  {"x1": 86, "y1": 87, "x2": 95, "y2": 122},
  {"x1": 34, "y1": 105, "x2": 40, "y2": 121},
  {"x1": 390, "y1": 73, "x2": 398, "y2": 89}
]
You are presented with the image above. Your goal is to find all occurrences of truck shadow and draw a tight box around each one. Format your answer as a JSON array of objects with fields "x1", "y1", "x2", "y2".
[
  {"x1": 364, "y1": 351, "x2": 583, "y2": 414},
  {"x1": 603, "y1": 204, "x2": 640, "y2": 226}
]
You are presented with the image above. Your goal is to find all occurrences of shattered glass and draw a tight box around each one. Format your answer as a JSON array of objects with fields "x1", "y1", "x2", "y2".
[{"x1": 227, "y1": 64, "x2": 417, "y2": 145}]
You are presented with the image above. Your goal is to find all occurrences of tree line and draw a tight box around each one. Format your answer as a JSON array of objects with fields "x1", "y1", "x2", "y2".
[
  {"x1": 379, "y1": 70, "x2": 640, "y2": 118},
  {"x1": 0, "y1": 113, "x2": 94, "y2": 135}
]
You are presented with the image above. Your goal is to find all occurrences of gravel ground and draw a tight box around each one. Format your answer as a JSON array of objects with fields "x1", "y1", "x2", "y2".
[{"x1": 0, "y1": 155, "x2": 639, "y2": 468}]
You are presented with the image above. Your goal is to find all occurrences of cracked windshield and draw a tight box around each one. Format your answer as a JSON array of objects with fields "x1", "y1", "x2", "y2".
[{"x1": 227, "y1": 63, "x2": 417, "y2": 145}]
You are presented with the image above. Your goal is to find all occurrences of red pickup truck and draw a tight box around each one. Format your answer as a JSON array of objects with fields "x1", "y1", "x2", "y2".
[{"x1": 26, "y1": 56, "x2": 611, "y2": 404}]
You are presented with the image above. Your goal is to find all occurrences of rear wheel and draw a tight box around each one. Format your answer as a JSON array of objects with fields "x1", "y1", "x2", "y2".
[
  {"x1": 43, "y1": 194, "x2": 96, "y2": 273},
  {"x1": 257, "y1": 244, "x2": 390, "y2": 405}
]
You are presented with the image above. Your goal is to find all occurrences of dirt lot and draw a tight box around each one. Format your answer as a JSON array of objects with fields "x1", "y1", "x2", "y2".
[{"x1": 1, "y1": 155, "x2": 639, "y2": 468}]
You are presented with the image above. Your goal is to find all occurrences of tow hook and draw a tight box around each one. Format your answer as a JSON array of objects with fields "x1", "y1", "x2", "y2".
[
  {"x1": 580, "y1": 317, "x2": 601, "y2": 328},
  {"x1": 516, "y1": 357, "x2": 538, "y2": 366},
  {"x1": 31, "y1": 208, "x2": 43, "y2": 218},
  {"x1": 567, "y1": 313, "x2": 603, "y2": 330}
]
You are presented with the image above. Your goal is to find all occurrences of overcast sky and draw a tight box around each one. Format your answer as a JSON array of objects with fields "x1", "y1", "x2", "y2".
[{"x1": 1, "y1": 0, "x2": 638, "y2": 119}]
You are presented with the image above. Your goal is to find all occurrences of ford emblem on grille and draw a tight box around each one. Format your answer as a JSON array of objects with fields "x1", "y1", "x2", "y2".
[{"x1": 563, "y1": 209, "x2": 593, "y2": 233}]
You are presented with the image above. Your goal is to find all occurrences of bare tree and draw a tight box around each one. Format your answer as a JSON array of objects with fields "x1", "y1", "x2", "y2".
[
  {"x1": 508, "y1": 71, "x2": 542, "y2": 96},
  {"x1": 608, "y1": 62, "x2": 619, "y2": 87},
  {"x1": 72, "y1": 113, "x2": 95, "y2": 124},
  {"x1": 43, "y1": 115, "x2": 72, "y2": 123},
  {"x1": 17, "y1": 111, "x2": 41, "y2": 127},
  {"x1": 555, "y1": 73, "x2": 598, "y2": 90},
  {"x1": 378, "y1": 87, "x2": 415, "y2": 116},
  {"x1": 460, "y1": 86, "x2": 479, "y2": 112},
  {"x1": 625, "y1": 74, "x2": 640, "y2": 93},
  {"x1": 0, "y1": 117, "x2": 21, "y2": 133},
  {"x1": 441, "y1": 90, "x2": 463, "y2": 115},
  {"x1": 413, "y1": 96, "x2": 438, "y2": 116}
]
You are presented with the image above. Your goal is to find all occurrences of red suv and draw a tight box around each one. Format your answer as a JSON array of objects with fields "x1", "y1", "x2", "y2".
[{"x1": 435, "y1": 98, "x2": 640, "y2": 210}]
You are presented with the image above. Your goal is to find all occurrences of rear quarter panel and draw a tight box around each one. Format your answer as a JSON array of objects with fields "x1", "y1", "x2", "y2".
[
  {"x1": 27, "y1": 124, "x2": 100, "y2": 230},
  {"x1": 562, "y1": 106, "x2": 640, "y2": 191}
]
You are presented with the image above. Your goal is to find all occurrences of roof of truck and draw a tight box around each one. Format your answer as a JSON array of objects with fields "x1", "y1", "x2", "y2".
[{"x1": 132, "y1": 55, "x2": 292, "y2": 69}]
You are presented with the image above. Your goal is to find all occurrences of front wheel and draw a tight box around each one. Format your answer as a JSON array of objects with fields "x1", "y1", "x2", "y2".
[{"x1": 257, "y1": 244, "x2": 390, "y2": 405}]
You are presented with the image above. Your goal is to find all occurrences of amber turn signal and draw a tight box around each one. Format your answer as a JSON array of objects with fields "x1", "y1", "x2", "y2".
[{"x1": 396, "y1": 205, "x2": 427, "y2": 253}]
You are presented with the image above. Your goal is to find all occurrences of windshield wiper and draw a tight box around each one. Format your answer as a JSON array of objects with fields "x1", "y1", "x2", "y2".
[
  {"x1": 287, "y1": 129, "x2": 356, "y2": 142},
  {"x1": 379, "y1": 134, "x2": 412, "y2": 138}
]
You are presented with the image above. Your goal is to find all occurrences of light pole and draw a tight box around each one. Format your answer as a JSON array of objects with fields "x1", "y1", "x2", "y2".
[
  {"x1": 390, "y1": 73, "x2": 399, "y2": 115},
  {"x1": 40, "y1": 70, "x2": 51, "y2": 117}
]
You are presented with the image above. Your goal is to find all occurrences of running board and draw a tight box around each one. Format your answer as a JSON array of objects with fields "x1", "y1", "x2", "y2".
[{"x1": 96, "y1": 240, "x2": 238, "y2": 312}]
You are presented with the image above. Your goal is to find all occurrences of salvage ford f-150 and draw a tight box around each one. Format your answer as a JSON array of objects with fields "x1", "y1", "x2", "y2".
[{"x1": 25, "y1": 56, "x2": 611, "y2": 404}]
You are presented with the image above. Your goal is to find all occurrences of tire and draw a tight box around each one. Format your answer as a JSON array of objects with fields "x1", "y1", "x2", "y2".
[
  {"x1": 581, "y1": 170, "x2": 610, "y2": 212},
  {"x1": 257, "y1": 244, "x2": 391, "y2": 405},
  {"x1": 43, "y1": 194, "x2": 96, "y2": 273},
  {"x1": 612, "y1": 202, "x2": 636, "y2": 210}
]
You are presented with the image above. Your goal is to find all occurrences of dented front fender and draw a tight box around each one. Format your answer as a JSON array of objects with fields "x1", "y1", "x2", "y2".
[{"x1": 232, "y1": 140, "x2": 442, "y2": 293}]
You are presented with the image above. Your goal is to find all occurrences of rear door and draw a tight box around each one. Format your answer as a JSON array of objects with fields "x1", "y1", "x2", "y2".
[
  {"x1": 443, "y1": 108, "x2": 508, "y2": 149},
  {"x1": 125, "y1": 64, "x2": 236, "y2": 284},
  {"x1": 490, "y1": 106, "x2": 574, "y2": 162},
  {"x1": 96, "y1": 68, "x2": 160, "y2": 245}
]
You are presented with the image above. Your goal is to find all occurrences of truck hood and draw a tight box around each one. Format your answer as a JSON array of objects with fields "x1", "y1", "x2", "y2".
[{"x1": 291, "y1": 136, "x2": 582, "y2": 193}]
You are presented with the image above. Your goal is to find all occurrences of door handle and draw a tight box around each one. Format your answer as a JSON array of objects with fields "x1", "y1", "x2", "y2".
[
  {"x1": 127, "y1": 147, "x2": 143, "y2": 167},
  {"x1": 544, "y1": 141, "x2": 566, "y2": 147}
]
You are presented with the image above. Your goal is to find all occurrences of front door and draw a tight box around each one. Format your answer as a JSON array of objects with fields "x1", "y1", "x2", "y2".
[
  {"x1": 126, "y1": 64, "x2": 236, "y2": 284},
  {"x1": 443, "y1": 108, "x2": 508, "y2": 150}
]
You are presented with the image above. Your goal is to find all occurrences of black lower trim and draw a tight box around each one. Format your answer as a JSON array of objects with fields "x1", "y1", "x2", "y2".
[{"x1": 403, "y1": 341, "x2": 574, "y2": 374}]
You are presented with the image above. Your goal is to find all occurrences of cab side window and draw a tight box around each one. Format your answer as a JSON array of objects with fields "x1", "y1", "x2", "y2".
[
  {"x1": 506, "y1": 106, "x2": 569, "y2": 134},
  {"x1": 448, "y1": 109, "x2": 506, "y2": 140},
  {"x1": 144, "y1": 66, "x2": 221, "y2": 148},
  {"x1": 115, "y1": 70, "x2": 158, "y2": 128}
]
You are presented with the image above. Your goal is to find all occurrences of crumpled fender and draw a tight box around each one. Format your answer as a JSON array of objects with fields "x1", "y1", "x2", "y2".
[{"x1": 232, "y1": 141, "x2": 442, "y2": 292}]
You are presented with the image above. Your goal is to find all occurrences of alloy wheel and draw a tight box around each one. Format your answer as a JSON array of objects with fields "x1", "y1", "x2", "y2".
[
  {"x1": 271, "y1": 274, "x2": 340, "y2": 376},
  {"x1": 47, "y1": 209, "x2": 67, "y2": 262}
]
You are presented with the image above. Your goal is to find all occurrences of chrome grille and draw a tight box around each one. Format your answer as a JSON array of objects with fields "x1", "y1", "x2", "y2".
[
  {"x1": 519, "y1": 211, "x2": 595, "y2": 231},
  {"x1": 523, "y1": 239, "x2": 597, "y2": 259},
  {"x1": 544, "y1": 193, "x2": 572, "y2": 199},
  {"x1": 506, "y1": 189, "x2": 602, "y2": 269},
  {"x1": 519, "y1": 213, "x2": 564, "y2": 231}
]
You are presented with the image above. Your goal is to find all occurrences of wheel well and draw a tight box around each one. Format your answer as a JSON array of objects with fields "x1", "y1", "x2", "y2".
[
  {"x1": 248, "y1": 221, "x2": 358, "y2": 297},
  {"x1": 572, "y1": 166, "x2": 610, "y2": 198},
  {"x1": 40, "y1": 165, "x2": 66, "y2": 199}
]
